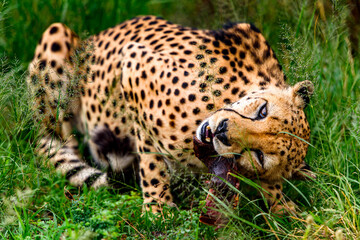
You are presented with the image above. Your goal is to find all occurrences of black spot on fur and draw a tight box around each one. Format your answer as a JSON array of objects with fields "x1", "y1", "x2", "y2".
[
  {"x1": 49, "y1": 26, "x2": 58, "y2": 34},
  {"x1": 92, "y1": 127, "x2": 132, "y2": 157},
  {"x1": 51, "y1": 42, "x2": 61, "y2": 52}
]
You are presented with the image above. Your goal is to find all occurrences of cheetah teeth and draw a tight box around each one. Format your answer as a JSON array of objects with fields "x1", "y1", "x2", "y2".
[{"x1": 205, "y1": 126, "x2": 212, "y2": 143}]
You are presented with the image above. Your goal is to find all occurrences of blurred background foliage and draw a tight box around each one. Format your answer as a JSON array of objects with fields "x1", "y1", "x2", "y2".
[{"x1": 2, "y1": 0, "x2": 358, "y2": 62}]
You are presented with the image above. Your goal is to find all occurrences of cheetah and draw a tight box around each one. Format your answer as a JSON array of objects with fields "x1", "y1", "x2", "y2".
[{"x1": 28, "y1": 16, "x2": 315, "y2": 222}]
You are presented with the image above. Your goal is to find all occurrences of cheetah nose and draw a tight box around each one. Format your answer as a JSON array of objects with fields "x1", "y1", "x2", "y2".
[{"x1": 214, "y1": 119, "x2": 231, "y2": 146}]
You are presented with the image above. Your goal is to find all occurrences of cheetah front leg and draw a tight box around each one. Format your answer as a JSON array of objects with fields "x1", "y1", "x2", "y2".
[
  {"x1": 119, "y1": 42, "x2": 186, "y2": 213},
  {"x1": 260, "y1": 181, "x2": 296, "y2": 215},
  {"x1": 136, "y1": 133, "x2": 173, "y2": 214},
  {"x1": 260, "y1": 162, "x2": 316, "y2": 215}
]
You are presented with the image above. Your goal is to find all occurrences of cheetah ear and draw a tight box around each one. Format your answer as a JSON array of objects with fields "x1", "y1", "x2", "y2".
[
  {"x1": 292, "y1": 80, "x2": 314, "y2": 109},
  {"x1": 291, "y1": 161, "x2": 316, "y2": 180}
]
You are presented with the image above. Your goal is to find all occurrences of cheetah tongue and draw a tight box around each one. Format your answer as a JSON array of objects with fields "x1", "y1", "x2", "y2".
[
  {"x1": 193, "y1": 136, "x2": 240, "y2": 227},
  {"x1": 193, "y1": 136, "x2": 240, "y2": 191}
]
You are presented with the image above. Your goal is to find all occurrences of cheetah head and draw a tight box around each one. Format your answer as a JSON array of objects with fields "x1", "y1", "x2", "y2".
[{"x1": 194, "y1": 80, "x2": 316, "y2": 220}]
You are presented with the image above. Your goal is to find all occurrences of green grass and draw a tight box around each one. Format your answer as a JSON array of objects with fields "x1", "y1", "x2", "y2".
[{"x1": 1, "y1": 0, "x2": 359, "y2": 239}]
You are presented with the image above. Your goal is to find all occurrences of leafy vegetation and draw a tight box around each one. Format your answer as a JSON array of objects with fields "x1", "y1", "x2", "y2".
[{"x1": 0, "y1": 0, "x2": 359, "y2": 239}]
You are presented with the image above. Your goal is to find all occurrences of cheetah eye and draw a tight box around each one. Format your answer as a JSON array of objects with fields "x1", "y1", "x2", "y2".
[{"x1": 256, "y1": 103, "x2": 267, "y2": 120}]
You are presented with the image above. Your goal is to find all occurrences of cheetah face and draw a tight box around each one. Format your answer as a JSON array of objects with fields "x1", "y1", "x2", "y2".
[{"x1": 194, "y1": 80, "x2": 315, "y2": 191}]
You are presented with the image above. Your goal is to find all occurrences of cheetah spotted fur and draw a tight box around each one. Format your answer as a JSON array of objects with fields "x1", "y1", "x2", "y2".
[{"x1": 28, "y1": 16, "x2": 315, "y2": 214}]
